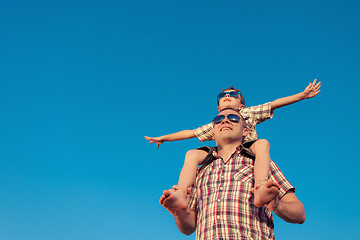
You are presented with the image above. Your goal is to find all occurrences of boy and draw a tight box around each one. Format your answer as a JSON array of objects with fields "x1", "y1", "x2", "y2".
[{"x1": 145, "y1": 79, "x2": 321, "y2": 209}]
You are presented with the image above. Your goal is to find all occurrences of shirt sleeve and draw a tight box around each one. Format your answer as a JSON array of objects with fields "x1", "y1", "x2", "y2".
[
  {"x1": 193, "y1": 122, "x2": 214, "y2": 142},
  {"x1": 268, "y1": 160, "x2": 295, "y2": 199},
  {"x1": 187, "y1": 184, "x2": 197, "y2": 210},
  {"x1": 242, "y1": 102, "x2": 274, "y2": 124}
]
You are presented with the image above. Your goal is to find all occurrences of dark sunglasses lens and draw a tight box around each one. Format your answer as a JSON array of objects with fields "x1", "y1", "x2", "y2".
[
  {"x1": 227, "y1": 114, "x2": 240, "y2": 123},
  {"x1": 218, "y1": 93, "x2": 226, "y2": 99},
  {"x1": 229, "y1": 92, "x2": 239, "y2": 97},
  {"x1": 213, "y1": 115, "x2": 225, "y2": 124},
  {"x1": 213, "y1": 114, "x2": 240, "y2": 124}
]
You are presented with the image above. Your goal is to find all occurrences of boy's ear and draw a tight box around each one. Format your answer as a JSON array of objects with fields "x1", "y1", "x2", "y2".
[{"x1": 212, "y1": 133, "x2": 215, "y2": 140}]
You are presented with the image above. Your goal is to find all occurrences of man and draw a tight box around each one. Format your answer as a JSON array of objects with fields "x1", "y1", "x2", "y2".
[{"x1": 160, "y1": 108, "x2": 305, "y2": 240}]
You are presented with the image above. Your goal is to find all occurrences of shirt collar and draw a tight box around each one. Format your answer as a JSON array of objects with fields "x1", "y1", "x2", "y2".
[{"x1": 211, "y1": 142, "x2": 254, "y2": 160}]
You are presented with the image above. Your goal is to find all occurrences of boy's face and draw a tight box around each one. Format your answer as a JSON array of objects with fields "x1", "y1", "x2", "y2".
[{"x1": 217, "y1": 90, "x2": 244, "y2": 111}]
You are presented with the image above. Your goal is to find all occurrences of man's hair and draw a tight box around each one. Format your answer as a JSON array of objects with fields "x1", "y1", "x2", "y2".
[{"x1": 220, "y1": 86, "x2": 246, "y2": 106}]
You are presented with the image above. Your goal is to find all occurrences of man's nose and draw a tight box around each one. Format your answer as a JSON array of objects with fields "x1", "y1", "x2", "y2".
[{"x1": 221, "y1": 117, "x2": 230, "y2": 124}]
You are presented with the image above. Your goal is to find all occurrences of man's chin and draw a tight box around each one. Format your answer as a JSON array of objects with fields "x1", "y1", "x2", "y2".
[{"x1": 217, "y1": 134, "x2": 235, "y2": 141}]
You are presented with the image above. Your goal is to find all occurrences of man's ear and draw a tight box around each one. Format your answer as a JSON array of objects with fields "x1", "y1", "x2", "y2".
[
  {"x1": 212, "y1": 133, "x2": 215, "y2": 140},
  {"x1": 243, "y1": 128, "x2": 249, "y2": 137},
  {"x1": 217, "y1": 106, "x2": 221, "y2": 111}
]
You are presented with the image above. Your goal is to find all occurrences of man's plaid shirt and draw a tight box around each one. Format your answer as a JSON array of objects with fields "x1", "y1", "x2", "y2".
[
  {"x1": 188, "y1": 146, "x2": 294, "y2": 240},
  {"x1": 194, "y1": 102, "x2": 273, "y2": 142}
]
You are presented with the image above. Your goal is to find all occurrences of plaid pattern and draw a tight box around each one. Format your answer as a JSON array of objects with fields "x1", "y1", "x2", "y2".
[
  {"x1": 193, "y1": 102, "x2": 274, "y2": 142},
  {"x1": 188, "y1": 146, "x2": 294, "y2": 240}
]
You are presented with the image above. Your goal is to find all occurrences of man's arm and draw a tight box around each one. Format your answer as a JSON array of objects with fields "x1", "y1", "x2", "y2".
[
  {"x1": 144, "y1": 130, "x2": 196, "y2": 148},
  {"x1": 265, "y1": 190, "x2": 305, "y2": 224},
  {"x1": 172, "y1": 208, "x2": 197, "y2": 235},
  {"x1": 270, "y1": 79, "x2": 321, "y2": 111}
]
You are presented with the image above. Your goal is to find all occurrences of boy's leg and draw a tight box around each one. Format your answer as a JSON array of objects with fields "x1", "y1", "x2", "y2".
[
  {"x1": 161, "y1": 149, "x2": 208, "y2": 210},
  {"x1": 250, "y1": 139, "x2": 280, "y2": 207},
  {"x1": 178, "y1": 149, "x2": 207, "y2": 189}
]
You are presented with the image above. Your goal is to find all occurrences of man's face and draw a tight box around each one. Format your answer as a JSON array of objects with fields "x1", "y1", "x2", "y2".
[
  {"x1": 217, "y1": 90, "x2": 244, "y2": 111},
  {"x1": 213, "y1": 109, "x2": 248, "y2": 144}
]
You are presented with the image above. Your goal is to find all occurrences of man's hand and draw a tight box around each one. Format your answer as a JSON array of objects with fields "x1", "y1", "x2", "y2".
[
  {"x1": 264, "y1": 195, "x2": 279, "y2": 212},
  {"x1": 144, "y1": 136, "x2": 163, "y2": 148},
  {"x1": 303, "y1": 79, "x2": 321, "y2": 99},
  {"x1": 265, "y1": 190, "x2": 306, "y2": 224}
]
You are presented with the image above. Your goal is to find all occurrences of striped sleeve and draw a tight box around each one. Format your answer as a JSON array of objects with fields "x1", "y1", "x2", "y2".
[
  {"x1": 269, "y1": 160, "x2": 295, "y2": 199},
  {"x1": 242, "y1": 102, "x2": 274, "y2": 124},
  {"x1": 187, "y1": 184, "x2": 197, "y2": 210},
  {"x1": 193, "y1": 122, "x2": 214, "y2": 142}
]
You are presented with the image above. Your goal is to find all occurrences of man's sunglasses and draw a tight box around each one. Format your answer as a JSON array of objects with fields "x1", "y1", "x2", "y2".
[
  {"x1": 212, "y1": 114, "x2": 241, "y2": 125},
  {"x1": 217, "y1": 91, "x2": 245, "y2": 105}
]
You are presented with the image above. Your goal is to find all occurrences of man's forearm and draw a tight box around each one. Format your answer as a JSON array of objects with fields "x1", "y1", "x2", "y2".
[
  {"x1": 273, "y1": 193, "x2": 306, "y2": 224},
  {"x1": 173, "y1": 209, "x2": 196, "y2": 235}
]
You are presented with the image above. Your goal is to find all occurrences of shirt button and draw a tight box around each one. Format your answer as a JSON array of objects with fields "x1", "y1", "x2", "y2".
[
  {"x1": 218, "y1": 199, "x2": 221, "y2": 202},
  {"x1": 217, "y1": 216, "x2": 220, "y2": 219}
]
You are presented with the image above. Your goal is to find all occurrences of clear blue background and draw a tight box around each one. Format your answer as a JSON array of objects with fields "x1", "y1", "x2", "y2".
[{"x1": 1, "y1": 0, "x2": 359, "y2": 239}]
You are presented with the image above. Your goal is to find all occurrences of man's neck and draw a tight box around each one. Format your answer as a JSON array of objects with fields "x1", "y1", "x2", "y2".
[{"x1": 217, "y1": 141, "x2": 241, "y2": 162}]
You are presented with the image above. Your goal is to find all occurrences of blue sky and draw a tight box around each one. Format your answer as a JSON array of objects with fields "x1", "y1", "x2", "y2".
[{"x1": 0, "y1": 0, "x2": 359, "y2": 239}]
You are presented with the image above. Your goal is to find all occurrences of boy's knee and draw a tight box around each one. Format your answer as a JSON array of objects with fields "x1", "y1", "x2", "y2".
[
  {"x1": 257, "y1": 139, "x2": 270, "y2": 146},
  {"x1": 252, "y1": 139, "x2": 270, "y2": 150},
  {"x1": 186, "y1": 149, "x2": 207, "y2": 157},
  {"x1": 185, "y1": 149, "x2": 208, "y2": 163}
]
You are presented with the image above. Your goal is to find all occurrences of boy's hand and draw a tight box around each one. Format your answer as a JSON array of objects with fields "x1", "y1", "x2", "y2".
[
  {"x1": 303, "y1": 79, "x2": 321, "y2": 99},
  {"x1": 144, "y1": 136, "x2": 163, "y2": 148}
]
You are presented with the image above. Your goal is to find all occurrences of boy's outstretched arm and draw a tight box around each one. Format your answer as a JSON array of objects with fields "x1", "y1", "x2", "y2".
[
  {"x1": 271, "y1": 79, "x2": 321, "y2": 111},
  {"x1": 144, "y1": 130, "x2": 196, "y2": 148}
]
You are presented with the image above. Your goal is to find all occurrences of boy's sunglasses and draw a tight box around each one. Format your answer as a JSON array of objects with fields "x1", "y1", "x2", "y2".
[
  {"x1": 212, "y1": 114, "x2": 241, "y2": 125},
  {"x1": 217, "y1": 91, "x2": 245, "y2": 105}
]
